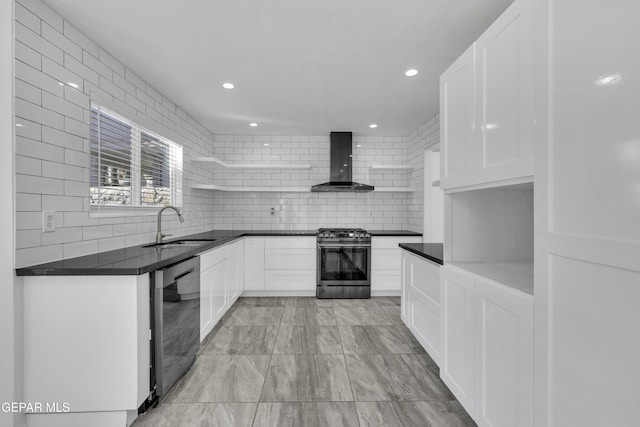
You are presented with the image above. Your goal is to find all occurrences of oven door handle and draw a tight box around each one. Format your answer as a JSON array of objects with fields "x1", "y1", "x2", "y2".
[{"x1": 317, "y1": 243, "x2": 371, "y2": 248}]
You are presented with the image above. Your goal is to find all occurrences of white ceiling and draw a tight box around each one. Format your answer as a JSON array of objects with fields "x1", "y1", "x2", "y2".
[{"x1": 41, "y1": 0, "x2": 512, "y2": 136}]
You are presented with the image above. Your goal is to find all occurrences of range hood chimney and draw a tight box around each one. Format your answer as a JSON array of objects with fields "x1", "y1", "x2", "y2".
[{"x1": 311, "y1": 132, "x2": 374, "y2": 192}]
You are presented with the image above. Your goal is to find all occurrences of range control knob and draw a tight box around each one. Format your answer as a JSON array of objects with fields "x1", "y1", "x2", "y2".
[
  {"x1": 330, "y1": 233, "x2": 335, "y2": 238},
  {"x1": 365, "y1": 233, "x2": 370, "y2": 238}
]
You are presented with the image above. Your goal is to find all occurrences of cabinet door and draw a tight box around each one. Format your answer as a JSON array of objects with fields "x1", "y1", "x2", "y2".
[
  {"x1": 210, "y1": 257, "x2": 228, "y2": 326},
  {"x1": 440, "y1": 265, "x2": 476, "y2": 414},
  {"x1": 475, "y1": 0, "x2": 533, "y2": 184},
  {"x1": 400, "y1": 252, "x2": 411, "y2": 325},
  {"x1": 244, "y1": 237, "x2": 265, "y2": 291},
  {"x1": 475, "y1": 279, "x2": 533, "y2": 427},
  {"x1": 199, "y1": 266, "x2": 214, "y2": 342},
  {"x1": 440, "y1": 44, "x2": 477, "y2": 190},
  {"x1": 410, "y1": 255, "x2": 441, "y2": 365},
  {"x1": 229, "y1": 240, "x2": 244, "y2": 304}
]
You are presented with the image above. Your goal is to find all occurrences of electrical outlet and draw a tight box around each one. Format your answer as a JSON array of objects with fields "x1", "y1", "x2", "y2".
[{"x1": 42, "y1": 210, "x2": 56, "y2": 232}]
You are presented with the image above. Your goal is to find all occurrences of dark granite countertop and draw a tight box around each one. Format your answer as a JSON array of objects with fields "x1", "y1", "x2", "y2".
[
  {"x1": 399, "y1": 243, "x2": 444, "y2": 265},
  {"x1": 16, "y1": 229, "x2": 421, "y2": 276}
]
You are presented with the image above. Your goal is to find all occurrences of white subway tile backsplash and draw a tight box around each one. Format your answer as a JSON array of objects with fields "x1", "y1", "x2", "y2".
[
  {"x1": 42, "y1": 92, "x2": 84, "y2": 121},
  {"x1": 63, "y1": 180, "x2": 88, "y2": 197},
  {"x1": 62, "y1": 20, "x2": 99, "y2": 56},
  {"x1": 15, "y1": 155, "x2": 41, "y2": 176},
  {"x1": 64, "y1": 53, "x2": 99, "y2": 86},
  {"x1": 41, "y1": 22, "x2": 81, "y2": 60},
  {"x1": 16, "y1": 229, "x2": 42, "y2": 249},
  {"x1": 15, "y1": 78, "x2": 42, "y2": 104},
  {"x1": 42, "y1": 194, "x2": 83, "y2": 211},
  {"x1": 16, "y1": 60, "x2": 63, "y2": 97},
  {"x1": 63, "y1": 149, "x2": 89, "y2": 168},
  {"x1": 16, "y1": 137, "x2": 64, "y2": 163},
  {"x1": 82, "y1": 224, "x2": 113, "y2": 240},
  {"x1": 17, "y1": 174, "x2": 63, "y2": 195},
  {"x1": 42, "y1": 125, "x2": 84, "y2": 151},
  {"x1": 15, "y1": 40, "x2": 41, "y2": 70},
  {"x1": 98, "y1": 48, "x2": 125, "y2": 77},
  {"x1": 63, "y1": 117, "x2": 89, "y2": 138},
  {"x1": 15, "y1": 21, "x2": 63, "y2": 65},
  {"x1": 16, "y1": 193, "x2": 42, "y2": 212},
  {"x1": 15, "y1": 97, "x2": 63, "y2": 130},
  {"x1": 42, "y1": 57, "x2": 82, "y2": 90},
  {"x1": 42, "y1": 226, "x2": 83, "y2": 245},
  {"x1": 63, "y1": 239, "x2": 99, "y2": 259}
]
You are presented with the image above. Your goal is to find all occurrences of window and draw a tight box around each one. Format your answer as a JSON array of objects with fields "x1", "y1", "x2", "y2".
[{"x1": 90, "y1": 103, "x2": 183, "y2": 211}]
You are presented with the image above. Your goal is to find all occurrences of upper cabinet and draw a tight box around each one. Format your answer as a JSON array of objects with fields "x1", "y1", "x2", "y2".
[{"x1": 441, "y1": 0, "x2": 533, "y2": 191}]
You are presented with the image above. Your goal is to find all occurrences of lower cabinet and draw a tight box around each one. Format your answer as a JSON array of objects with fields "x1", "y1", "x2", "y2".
[
  {"x1": 199, "y1": 240, "x2": 245, "y2": 342},
  {"x1": 373, "y1": 236, "x2": 422, "y2": 293},
  {"x1": 401, "y1": 250, "x2": 442, "y2": 365},
  {"x1": 441, "y1": 264, "x2": 533, "y2": 427}
]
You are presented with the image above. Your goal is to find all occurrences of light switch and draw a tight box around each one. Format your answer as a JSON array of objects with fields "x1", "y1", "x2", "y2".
[{"x1": 42, "y1": 210, "x2": 56, "y2": 232}]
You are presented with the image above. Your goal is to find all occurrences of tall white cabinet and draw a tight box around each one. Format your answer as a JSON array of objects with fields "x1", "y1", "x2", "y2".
[
  {"x1": 440, "y1": 0, "x2": 533, "y2": 192},
  {"x1": 440, "y1": 0, "x2": 534, "y2": 425},
  {"x1": 532, "y1": 1, "x2": 640, "y2": 426},
  {"x1": 441, "y1": 0, "x2": 640, "y2": 426}
]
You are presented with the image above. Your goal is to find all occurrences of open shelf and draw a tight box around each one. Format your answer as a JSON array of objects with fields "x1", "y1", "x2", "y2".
[
  {"x1": 450, "y1": 261, "x2": 534, "y2": 296},
  {"x1": 190, "y1": 184, "x2": 310, "y2": 192},
  {"x1": 190, "y1": 184, "x2": 414, "y2": 193},
  {"x1": 192, "y1": 156, "x2": 311, "y2": 169},
  {"x1": 370, "y1": 164, "x2": 413, "y2": 170}
]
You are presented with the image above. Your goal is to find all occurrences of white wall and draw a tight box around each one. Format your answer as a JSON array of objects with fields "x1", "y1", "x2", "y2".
[
  {"x1": 207, "y1": 134, "x2": 412, "y2": 230},
  {"x1": 13, "y1": 0, "x2": 220, "y2": 267},
  {"x1": 2, "y1": 2, "x2": 24, "y2": 427},
  {"x1": 406, "y1": 113, "x2": 439, "y2": 233}
]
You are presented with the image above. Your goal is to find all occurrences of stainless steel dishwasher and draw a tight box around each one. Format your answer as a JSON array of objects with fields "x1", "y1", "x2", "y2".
[{"x1": 151, "y1": 256, "x2": 200, "y2": 401}]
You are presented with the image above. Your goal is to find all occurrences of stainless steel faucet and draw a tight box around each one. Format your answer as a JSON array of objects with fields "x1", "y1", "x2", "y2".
[{"x1": 156, "y1": 205, "x2": 184, "y2": 243}]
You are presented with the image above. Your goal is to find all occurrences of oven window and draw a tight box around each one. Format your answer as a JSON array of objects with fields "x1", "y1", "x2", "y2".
[{"x1": 320, "y1": 247, "x2": 369, "y2": 282}]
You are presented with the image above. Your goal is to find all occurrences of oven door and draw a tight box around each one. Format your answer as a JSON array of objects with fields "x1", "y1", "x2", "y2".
[{"x1": 317, "y1": 243, "x2": 371, "y2": 286}]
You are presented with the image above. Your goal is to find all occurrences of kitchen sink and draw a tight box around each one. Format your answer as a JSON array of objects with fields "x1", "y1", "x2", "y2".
[{"x1": 143, "y1": 239, "x2": 217, "y2": 248}]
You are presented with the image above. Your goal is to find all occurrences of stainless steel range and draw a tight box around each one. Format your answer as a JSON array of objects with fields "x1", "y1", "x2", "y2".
[{"x1": 316, "y1": 228, "x2": 371, "y2": 298}]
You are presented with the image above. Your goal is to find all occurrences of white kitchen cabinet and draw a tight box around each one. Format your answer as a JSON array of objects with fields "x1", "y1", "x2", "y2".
[
  {"x1": 401, "y1": 249, "x2": 442, "y2": 366},
  {"x1": 263, "y1": 236, "x2": 316, "y2": 293},
  {"x1": 199, "y1": 245, "x2": 228, "y2": 341},
  {"x1": 227, "y1": 239, "x2": 244, "y2": 305},
  {"x1": 531, "y1": 1, "x2": 640, "y2": 426},
  {"x1": 440, "y1": 264, "x2": 476, "y2": 411},
  {"x1": 23, "y1": 275, "x2": 149, "y2": 426},
  {"x1": 440, "y1": 0, "x2": 533, "y2": 191},
  {"x1": 243, "y1": 237, "x2": 265, "y2": 291},
  {"x1": 440, "y1": 44, "x2": 476, "y2": 189},
  {"x1": 372, "y1": 236, "x2": 422, "y2": 294},
  {"x1": 475, "y1": 276, "x2": 533, "y2": 427},
  {"x1": 441, "y1": 264, "x2": 533, "y2": 427}
]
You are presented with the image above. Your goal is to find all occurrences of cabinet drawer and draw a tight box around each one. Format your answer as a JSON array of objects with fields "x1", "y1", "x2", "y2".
[
  {"x1": 372, "y1": 236, "x2": 422, "y2": 249},
  {"x1": 265, "y1": 270, "x2": 315, "y2": 291},
  {"x1": 410, "y1": 289, "x2": 441, "y2": 365},
  {"x1": 372, "y1": 249, "x2": 401, "y2": 270},
  {"x1": 371, "y1": 270, "x2": 401, "y2": 292},
  {"x1": 264, "y1": 237, "x2": 316, "y2": 249},
  {"x1": 411, "y1": 254, "x2": 441, "y2": 303},
  {"x1": 199, "y1": 245, "x2": 228, "y2": 272},
  {"x1": 265, "y1": 249, "x2": 315, "y2": 270}
]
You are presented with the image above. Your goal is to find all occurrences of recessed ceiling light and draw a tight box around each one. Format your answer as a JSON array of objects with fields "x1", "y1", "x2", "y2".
[
  {"x1": 249, "y1": 122, "x2": 258, "y2": 127},
  {"x1": 369, "y1": 124, "x2": 378, "y2": 128},
  {"x1": 263, "y1": 143, "x2": 269, "y2": 146},
  {"x1": 405, "y1": 69, "x2": 419, "y2": 77},
  {"x1": 222, "y1": 82, "x2": 235, "y2": 89},
  {"x1": 68, "y1": 82, "x2": 79, "y2": 89},
  {"x1": 356, "y1": 144, "x2": 362, "y2": 148}
]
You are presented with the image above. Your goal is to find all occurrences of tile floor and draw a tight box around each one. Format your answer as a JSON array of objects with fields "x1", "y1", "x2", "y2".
[{"x1": 133, "y1": 297, "x2": 476, "y2": 427}]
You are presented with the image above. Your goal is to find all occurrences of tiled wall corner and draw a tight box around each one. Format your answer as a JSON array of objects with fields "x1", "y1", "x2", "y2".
[{"x1": 14, "y1": 0, "x2": 218, "y2": 267}]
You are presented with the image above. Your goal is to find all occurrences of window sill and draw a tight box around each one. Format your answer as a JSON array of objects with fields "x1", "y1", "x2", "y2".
[{"x1": 89, "y1": 206, "x2": 180, "y2": 218}]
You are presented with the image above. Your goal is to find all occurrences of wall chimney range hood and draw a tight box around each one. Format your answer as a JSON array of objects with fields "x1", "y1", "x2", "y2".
[{"x1": 311, "y1": 132, "x2": 374, "y2": 192}]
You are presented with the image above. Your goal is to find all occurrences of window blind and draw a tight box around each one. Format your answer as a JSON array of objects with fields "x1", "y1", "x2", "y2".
[{"x1": 90, "y1": 103, "x2": 183, "y2": 209}]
